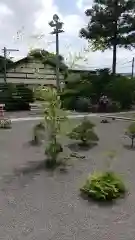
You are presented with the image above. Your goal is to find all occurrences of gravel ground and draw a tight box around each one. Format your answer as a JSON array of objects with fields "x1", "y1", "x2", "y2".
[{"x1": 0, "y1": 118, "x2": 135, "y2": 240}]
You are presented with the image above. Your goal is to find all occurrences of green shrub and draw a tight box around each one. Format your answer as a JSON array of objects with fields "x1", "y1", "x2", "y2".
[
  {"x1": 125, "y1": 122, "x2": 135, "y2": 148},
  {"x1": 80, "y1": 171, "x2": 126, "y2": 201},
  {"x1": 16, "y1": 83, "x2": 34, "y2": 103},
  {"x1": 68, "y1": 117, "x2": 99, "y2": 146},
  {"x1": 0, "y1": 118, "x2": 12, "y2": 129},
  {"x1": 60, "y1": 89, "x2": 79, "y2": 110},
  {"x1": 0, "y1": 83, "x2": 34, "y2": 111},
  {"x1": 74, "y1": 97, "x2": 91, "y2": 112},
  {"x1": 106, "y1": 76, "x2": 135, "y2": 109}
]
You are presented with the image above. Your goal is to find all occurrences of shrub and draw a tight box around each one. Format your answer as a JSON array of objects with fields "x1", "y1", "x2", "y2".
[
  {"x1": 60, "y1": 89, "x2": 79, "y2": 110},
  {"x1": 0, "y1": 118, "x2": 11, "y2": 129},
  {"x1": 16, "y1": 84, "x2": 34, "y2": 103},
  {"x1": 68, "y1": 117, "x2": 99, "y2": 146},
  {"x1": 125, "y1": 122, "x2": 135, "y2": 148},
  {"x1": 106, "y1": 76, "x2": 135, "y2": 109},
  {"x1": 74, "y1": 97, "x2": 91, "y2": 112},
  {"x1": 0, "y1": 83, "x2": 34, "y2": 111},
  {"x1": 80, "y1": 171, "x2": 126, "y2": 201}
]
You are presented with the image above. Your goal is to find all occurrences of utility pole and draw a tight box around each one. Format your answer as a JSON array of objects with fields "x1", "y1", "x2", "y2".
[
  {"x1": 2, "y1": 47, "x2": 19, "y2": 83},
  {"x1": 132, "y1": 57, "x2": 134, "y2": 78},
  {"x1": 49, "y1": 14, "x2": 64, "y2": 91}
]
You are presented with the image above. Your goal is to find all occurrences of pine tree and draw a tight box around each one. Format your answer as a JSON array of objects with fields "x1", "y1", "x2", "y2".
[{"x1": 80, "y1": 0, "x2": 135, "y2": 74}]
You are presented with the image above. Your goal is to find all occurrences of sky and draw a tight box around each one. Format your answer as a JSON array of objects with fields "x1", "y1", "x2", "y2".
[{"x1": 0, "y1": 0, "x2": 134, "y2": 73}]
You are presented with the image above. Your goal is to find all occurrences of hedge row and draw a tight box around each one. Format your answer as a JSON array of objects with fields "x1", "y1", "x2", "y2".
[{"x1": 0, "y1": 83, "x2": 34, "y2": 111}]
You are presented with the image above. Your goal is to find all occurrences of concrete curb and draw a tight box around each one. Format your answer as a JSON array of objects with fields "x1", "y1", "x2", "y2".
[
  {"x1": 10, "y1": 113, "x2": 135, "y2": 122},
  {"x1": 100, "y1": 115, "x2": 135, "y2": 121}
]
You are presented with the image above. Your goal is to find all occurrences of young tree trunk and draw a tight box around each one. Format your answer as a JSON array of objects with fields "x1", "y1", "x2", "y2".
[
  {"x1": 112, "y1": 0, "x2": 118, "y2": 75},
  {"x1": 112, "y1": 42, "x2": 117, "y2": 75},
  {"x1": 131, "y1": 137, "x2": 134, "y2": 148}
]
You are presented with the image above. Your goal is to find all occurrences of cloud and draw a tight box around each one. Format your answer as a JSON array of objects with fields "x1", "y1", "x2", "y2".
[
  {"x1": 0, "y1": 2, "x2": 13, "y2": 16},
  {"x1": 34, "y1": 0, "x2": 85, "y2": 37},
  {"x1": 77, "y1": 0, "x2": 93, "y2": 11},
  {"x1": 0, "y1": 0, "x2": 133, "y2": 73}
]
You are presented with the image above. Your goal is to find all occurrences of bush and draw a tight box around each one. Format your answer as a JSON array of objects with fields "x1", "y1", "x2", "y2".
[
  {"x1": 80, "y1": 171, "x2": 126, "y2": 201},
  {"x1": 74, "y1": 97, "x2": 91, "y2": 112},
  {"x1": 0, "y1": 83, "x2": 34, "y2": 111},
  {"x1": 60, "y1": 89, "x2": 79, "y2": 110},
  {"x1": 106, "y1": 76, "x2": 135, "y2": 109},
  {"x1": 63, "y1": 70, "x2": 135, "y2": 112},
  {"x1": 0, "y1": 118, "x2": 11, "y2": 129},
  {"x1": 16, "y1": 84, "x2": 34, "y2": 103},
  {"x1": 125, "y1": 122, "x2": 135, "y2": 148},
  {"x1": 68, "y1": 117, "x2": 99, "y2": 146}
]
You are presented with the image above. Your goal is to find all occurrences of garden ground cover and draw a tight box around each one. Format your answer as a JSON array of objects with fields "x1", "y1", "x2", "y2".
[{"x1": 0, "y1": 118, "x2": 135, "y2": 240}]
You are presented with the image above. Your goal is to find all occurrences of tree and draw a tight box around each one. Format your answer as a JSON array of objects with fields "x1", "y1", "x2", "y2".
[
  {"x1": 39, "y1": 87, "x2": 67, "y2": 168},
  {"x1": 68, "y1": 117, "x2": 99, "y2": 146},
  {"x1": 80, "y1": 0, "x2": 135, "y2": 74}
]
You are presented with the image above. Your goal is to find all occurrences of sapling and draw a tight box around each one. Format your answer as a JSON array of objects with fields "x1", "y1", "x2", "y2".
[
  {"x1": 125, "y1": 122, "x2": 135, "y2": 148},
  {"x1": 39, "y1": 86, "x2": 67, "y2": 167},
  {"x1": 68, "y1": 117, "x2": 99, "y2": 146}
]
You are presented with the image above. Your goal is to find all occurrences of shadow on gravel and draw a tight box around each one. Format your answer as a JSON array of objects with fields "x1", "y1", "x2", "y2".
[
  {"x1": 123, "y1": 144, "x2": 135, "y2": 151},
  {"x1": 67, "y1": 142, "x2": 98, "y2": 152},
  {"x1": 79, "y1": 192, "x2": 126, "y2": 208},
  {"x1": 13, "y1": 160, "x2": 46, "y2": 177}
]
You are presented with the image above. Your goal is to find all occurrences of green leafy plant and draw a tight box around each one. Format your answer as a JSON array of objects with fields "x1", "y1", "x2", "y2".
[
  {"x1": 125, "y1": 122, "x2": 135, "y2": 148},
  {"x1": 80, "y1": 171, "x2": 126, "y2": 201},
  {"x1": 0, "y1": 118, "x2": 11, "y2": 129},
  {"x1": 39, "y1": 87, "x2": 67, "y2": 168},
  {"x1": 68, "y1": 117, "x2": 99, "y2": 146}
]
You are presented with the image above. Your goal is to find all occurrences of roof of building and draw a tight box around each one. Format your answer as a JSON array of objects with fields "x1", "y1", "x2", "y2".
[{"x1": 0, "y1": 50, "x2": 68, "y2": 73}]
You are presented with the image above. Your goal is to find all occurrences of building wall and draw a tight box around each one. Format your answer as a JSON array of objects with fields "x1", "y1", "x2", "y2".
[{"x1": 0, "y1": 59, "x2": 64, "y2": 86}]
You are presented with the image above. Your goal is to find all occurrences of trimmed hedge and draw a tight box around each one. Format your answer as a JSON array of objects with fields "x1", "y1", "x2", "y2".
[{"x1": 0, "y1": 83, "x2": 34, "y2": 111}]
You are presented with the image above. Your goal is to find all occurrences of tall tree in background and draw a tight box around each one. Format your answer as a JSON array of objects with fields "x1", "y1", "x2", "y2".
[{"x1": 80, "y1": 0, "x2": 135, "y2": 74}]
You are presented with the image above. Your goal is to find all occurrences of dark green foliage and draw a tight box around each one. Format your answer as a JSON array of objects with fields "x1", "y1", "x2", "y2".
[
  {"x1": 125, "y1": 122, "x2": 135, "y2": 148},
  {"x1": 81, "y1": 171, "x2": 126, "y2": 201},
  {"x1": 80, "y1": 0, "x2": 135, "y2": 74},
  {"x1": 63, "y1": 69, "x2": 135, "y2": 112},
  {"x1": 68, "y1": 117, "x2": 99, "y2": 146},
  {"x1": 60, "y1": 89, "x2": 79, "y2": 110},
  {"x1": 28, "y1": 49, "x2": 67, "y2": 71},
  {"x1": 106, "y1": 76, "x2": 135, "y2": 109},
  {"x1": 74, "y1": 97, "x2": 91, "y2": 112},
  {"x1": 0, "y1": 83, "x2": 34, "y2": 111}
]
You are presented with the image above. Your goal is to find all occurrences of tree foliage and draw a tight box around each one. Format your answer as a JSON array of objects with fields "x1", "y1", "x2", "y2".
[
  {"x1": 68, "y1": 117, "x2": 99, "y2": 146},
  {"x1": 80, "y1": 0, "x2": 135, "y2": 73},
  {"x1": 39, "y1": 87, "x2": 67, "y2": 168}
]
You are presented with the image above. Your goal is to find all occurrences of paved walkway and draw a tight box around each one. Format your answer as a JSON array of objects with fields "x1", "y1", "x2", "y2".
[{"x1": 8, "y1": 110, "x2": 135, "y2": 122}]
